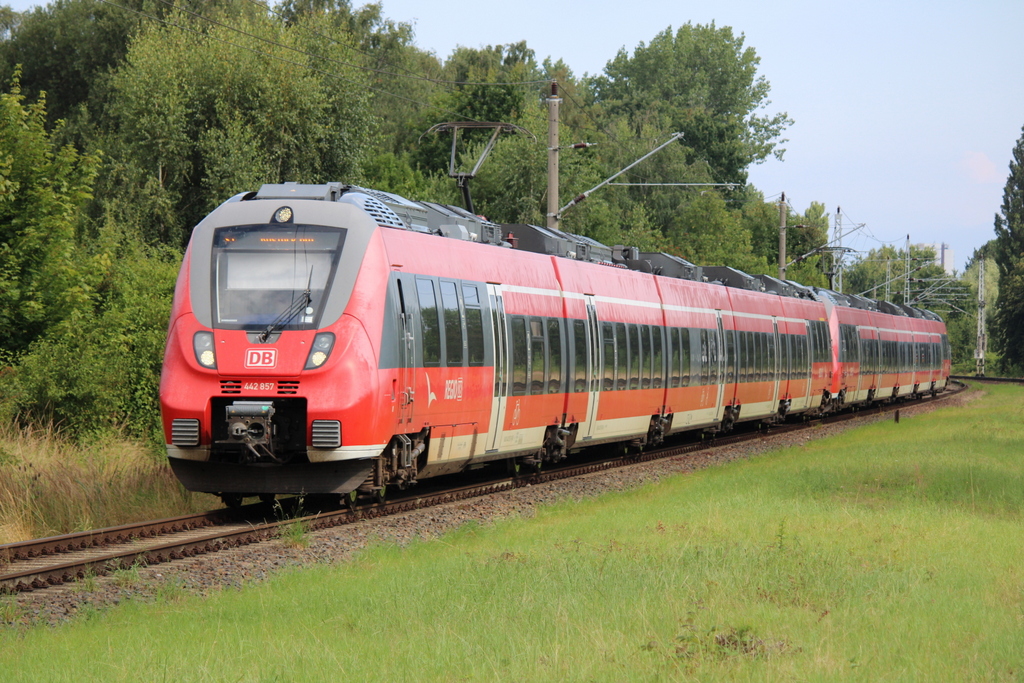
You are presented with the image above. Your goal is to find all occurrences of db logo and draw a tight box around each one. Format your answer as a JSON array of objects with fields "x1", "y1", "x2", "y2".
[{"x1": 245, "y1": 348, "x2": 278, "y2": 368}]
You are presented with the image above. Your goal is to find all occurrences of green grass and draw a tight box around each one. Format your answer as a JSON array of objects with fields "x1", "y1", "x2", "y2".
[
  {"x1": 2, "y1": 384, "x2": 1023, "y2": 681},
  {"x1": 0, "y1": 422, "x2": 218, "y2": 543}
]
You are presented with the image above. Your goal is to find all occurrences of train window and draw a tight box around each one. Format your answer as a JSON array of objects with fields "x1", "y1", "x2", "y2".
[
  {"x1": 699, "y1": 329, "x2": 709, "y2": 385},
  {"x1": 800, "y1": 336, "x2": 809, "y2": 377},
  {"x1": 548, "y1": 319, "x2": 562, "y2": 394},
  {"x1": 668, "y1": 328, "x2": 680, "y2": 389},
  {"x1": 573, "y1": 320, "x2": 588, "y2": 393},
  {"x1": 511, "y1": 317, "x2": 527, "y2": 396},
  {"x1": 753, "y1": 332, "x2": 761, "y2": 382},
  {"x1": 530, "y1": 318, "x2": 545, "y2": 395},
  {"x1": 627, "y1": 325, "x2": 640, "y2": 391},
  {"x1": 753, "y1": 333, "x2": 761, "y2": 382},
  {"x1": 749, "y1": 332, "x2": 756, "y2": 382},
  {"x1": 640, "y1": 325, "x2": 651, "y2": 389},
  {"x1": 615, "y1": 323, "x2": 628, "y2": 390},
  {"x1": 709, "y1": 328, "x2": 720, "y2": 385},
  {"x1": 439, "y1": 281, "x2": 463, "y2": 367},
  {"x1": 791, "y1": 335, "x2": 800, "y2": 379},
  {"x1": 741, "y1": 332, "x2": 750, "y2": 383},
  {"x1": 778, "y1": 334, "x2": 788, "y2": 381},
  {"x1": 755, "y1": 332, "x2": 763, "y2": 381},
  {"x1": 712, "y1": 329, "x2": 720, "y2": 387},
  {"x1": 753, "y1": 331, "x2": 761, "y2": 382},
  {"x1": 740, "y1": 332, "x2": 748, "y2": 383},
  {"x1": 806, "y1": 323, "x2": 816, "y2": 366},
  {"x1": 652, "y1": 326, "x2": 664, "y2": 389},
  {"x1": 751, "y1": 332, "x2": 758, "y2": 382},
  {"x1": 680, "y1": 328, "x2": 691, "y2": 387},
  {"x1": 415, "y1": 278, "x2": 441, "y2": 367},
  {"x1": 465, "y1": 308, "x2": 484, "y2": 366},
  {"x1": 749, "y1": 333, "x2": 757, "y2": 382},
  {"x1": 463, "y1": 284, "x2": 484, "y2": 367},
  {"x1": 737, "y1": 332, "x2": 745, "y2": 383},
  {"x1": 602, "y1": 322, "x2": 615, "y2": 392},
  {"x1": 697, "y1": 330, "x2": 706, "y2": 385},
  {"x1": 758, "y1": 332, "x2": 766, "y2": 378},
  {"x1": 797, "y1": 333, "x2": 806, "y2": 379},
  {"x1": 211, "y1": 226, "x2": 341, "y2": 331}
]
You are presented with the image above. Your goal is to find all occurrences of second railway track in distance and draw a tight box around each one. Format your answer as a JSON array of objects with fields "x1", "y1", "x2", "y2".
[{"x1": 0, "y1": 383, "x2": 965, "y2": 596}]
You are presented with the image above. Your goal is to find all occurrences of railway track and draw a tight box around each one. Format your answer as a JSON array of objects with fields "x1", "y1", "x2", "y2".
[
  {"x1": 0, "y1": 383, "x2": 965, "y2": 595},
  {"x1": 950, "y1": 374, "x2": 1024, "y2": 384}
]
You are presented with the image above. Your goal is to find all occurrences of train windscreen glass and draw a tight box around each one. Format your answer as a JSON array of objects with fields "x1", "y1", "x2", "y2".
[{"x1": 211, "y1": 225, "x2": 346, "y2": 330}]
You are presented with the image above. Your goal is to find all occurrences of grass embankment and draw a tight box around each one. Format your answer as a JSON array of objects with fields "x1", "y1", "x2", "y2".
[
  {"x1": 0, "y1": 423, "x2": 216, "y2": 543},
  {"x1": 3, "y1": 384, "x2": 1024, "y2": 681}
]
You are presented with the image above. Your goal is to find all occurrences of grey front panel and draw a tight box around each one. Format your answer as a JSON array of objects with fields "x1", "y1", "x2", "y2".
[{"x1": 188, "y1": 200, "x2": 380, "y2": 329}]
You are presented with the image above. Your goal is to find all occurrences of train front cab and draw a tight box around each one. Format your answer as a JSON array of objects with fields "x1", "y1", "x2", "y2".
[{"x1": 161, "y1": 193, "x2": 392, "y2": 498}]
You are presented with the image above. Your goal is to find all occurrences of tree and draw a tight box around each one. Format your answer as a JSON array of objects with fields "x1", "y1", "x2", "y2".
[
  {"x1": 666, "y1": 191, "x2": 767, "y2": 272},
  {"x1": 409, "y1": 41, "x2": 540, "y2": 176},
  {"x1": 0, "y1": 76, "x2": 100, "y2": 359},
  {"x1": 98, "y1": 7, "x2": 377, "y2": 245},
  {"x1": 991, "y1": 125, "x2": 1024, "y2": 371},
  {"x1": 589, "y1": 23, "x2": 792, "y2": 184}
]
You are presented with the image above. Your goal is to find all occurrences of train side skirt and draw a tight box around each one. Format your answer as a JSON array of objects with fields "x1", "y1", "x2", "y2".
[{"x1": 168, "y1": 457, "x2": 375, "y2": 495}]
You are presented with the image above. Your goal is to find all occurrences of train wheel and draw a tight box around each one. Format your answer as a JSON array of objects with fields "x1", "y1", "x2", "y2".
[
  {"x1": 221, "y1": 493, "x2": 244, "y2": 509},
  {"x1": 506, "y1": 459, "x2": 522, "y2": 476},
  {"x1": 373, "y1": 486, "x2": 387, "y2": 504},
  {"x1": 342, "y1": 489, "x2": 359, "y2": 510}
]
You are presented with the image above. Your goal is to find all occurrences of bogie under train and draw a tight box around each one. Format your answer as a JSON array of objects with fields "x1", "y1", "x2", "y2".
[{"x1": 159, "y1": 183, "x2": 950, "y2": 504}]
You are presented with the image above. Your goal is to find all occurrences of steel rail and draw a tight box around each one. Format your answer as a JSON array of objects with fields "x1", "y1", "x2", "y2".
[
  {"x1": 1, "y1": 383, "x2": 963, "y2": 594},
  {"x1": 950, "y1": 375, "x2": 1024, "y2": 384}
]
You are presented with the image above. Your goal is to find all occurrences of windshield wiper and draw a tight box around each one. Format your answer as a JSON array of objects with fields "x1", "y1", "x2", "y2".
[{"x1": 259, "y1": 270, "x2": 313, "y2": 342}]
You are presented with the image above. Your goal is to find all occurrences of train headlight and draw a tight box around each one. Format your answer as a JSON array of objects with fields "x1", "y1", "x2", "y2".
[
  {"x1": 305, "y1": 332, "x2": 335, "y2": 369},
  {"x1": 193, "y1": 331, "x2": 217, "y2": 369}
]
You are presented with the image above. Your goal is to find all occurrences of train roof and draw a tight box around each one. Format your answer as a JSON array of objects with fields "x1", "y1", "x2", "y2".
[{"x1": 242, "y1": 182, "x2": 941, "y2": 321}]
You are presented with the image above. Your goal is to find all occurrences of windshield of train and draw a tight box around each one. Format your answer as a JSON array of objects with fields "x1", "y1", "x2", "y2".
[{"x1": 211, "y1": 225, "x2": 346, "y2": 330}]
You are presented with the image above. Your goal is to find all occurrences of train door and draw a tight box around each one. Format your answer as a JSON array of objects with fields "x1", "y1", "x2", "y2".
[
  {"x1": 396, "y1": 278, "x2": 415, "y2": 427},
  {"x1": 714, "y1": 313, "x2": 728, "y2": 422},
  {"x1": 485, "y1": 284, "x2": 508, "y2": 452},
  {"x1": 771, "y1": 318, "x2": 781, "y2": 406},
  {"x1": 799, "y1": 324, "x2": 813, "y2": 406},
  {"x1": 580, "y1": 295, "x2": 601, "y2": 441}
]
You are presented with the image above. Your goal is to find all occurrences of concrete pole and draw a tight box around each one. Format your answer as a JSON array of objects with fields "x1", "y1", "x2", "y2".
[
  {"x1": 546, "y1": 81, "x2": 560, "y2": 230},
  {"x1": 778, "y1": 192, "x2": 787, "y2": 280},
  {"x1": 834, "y1": 207, "x2": 843, "y2": 293},
  {"x1": 976, "y1": 257, "x2": 986, "y2": 376},
  {"x1": 904, "y1": 235, "x2": 911, "y2": 303}
]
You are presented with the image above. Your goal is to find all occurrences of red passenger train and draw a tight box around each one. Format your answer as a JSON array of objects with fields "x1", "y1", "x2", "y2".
[{"x1": 159, "y1": 183, "x2": 951, "y2": 505}]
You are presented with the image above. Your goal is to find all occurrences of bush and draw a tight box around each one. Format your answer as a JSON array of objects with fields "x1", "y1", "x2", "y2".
[{"x1": 1, "y1": 227, "x2": 180, "y2": 442}]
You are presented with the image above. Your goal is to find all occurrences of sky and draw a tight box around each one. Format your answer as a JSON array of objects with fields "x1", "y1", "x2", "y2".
[{"x1": 7, "y1": 0, "x2": 1024, "y2": 274}]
